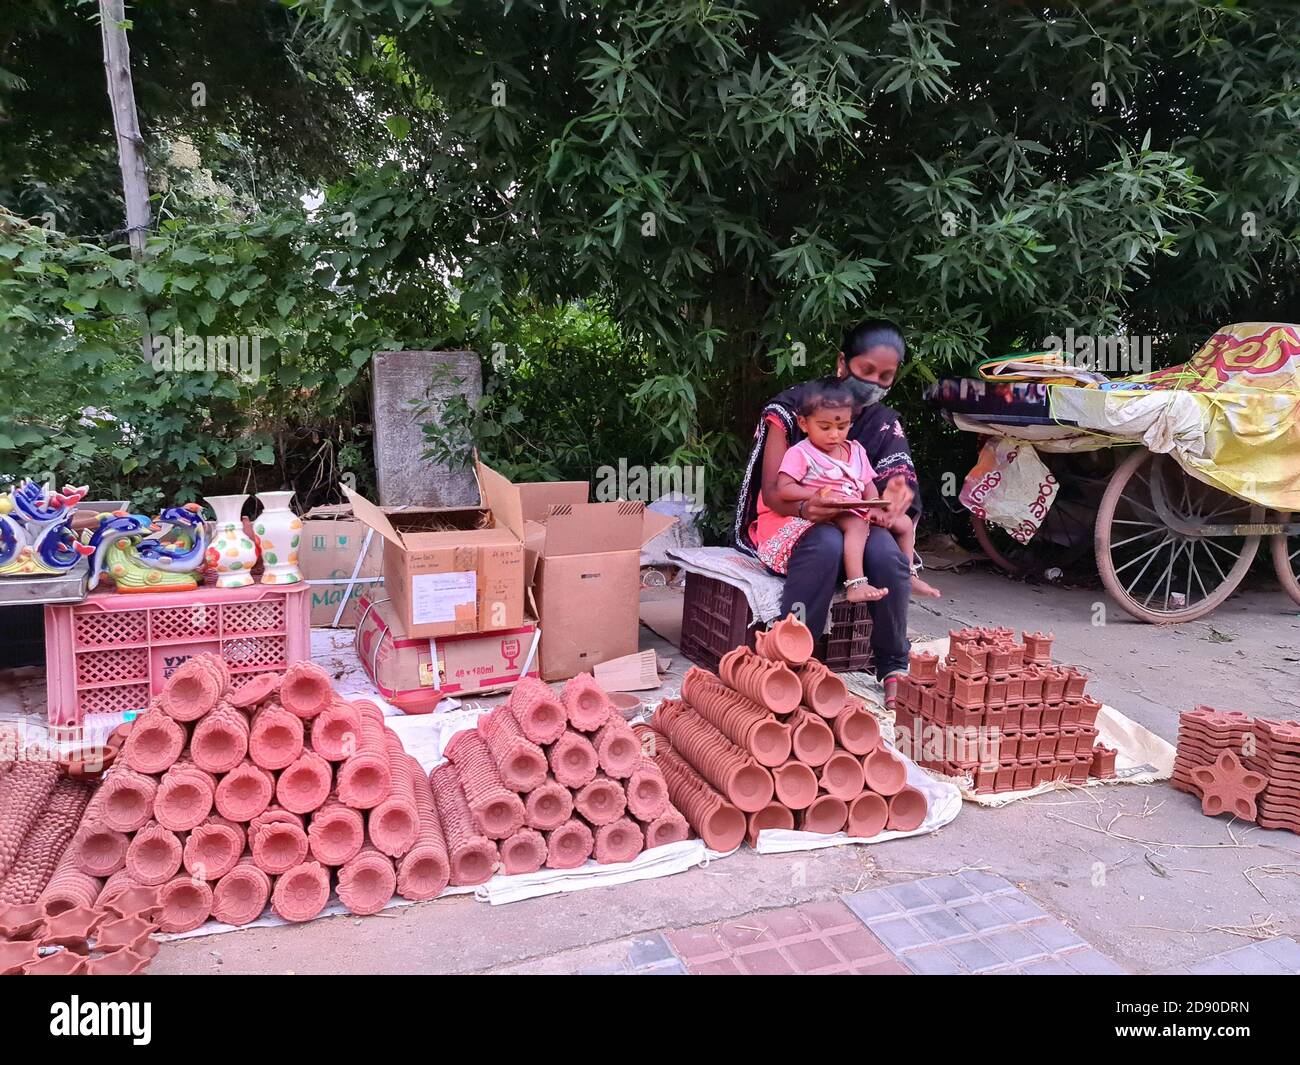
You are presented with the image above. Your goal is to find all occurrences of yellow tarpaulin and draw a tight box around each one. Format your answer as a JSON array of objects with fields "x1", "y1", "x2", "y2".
[{"x1": 1050, "y1": 322, "x2": 1300, "y2": 511}]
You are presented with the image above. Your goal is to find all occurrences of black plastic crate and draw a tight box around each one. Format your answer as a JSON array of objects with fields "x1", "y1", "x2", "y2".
[{"x1": 679, "y1": 571, "x2": 873, "y2": 674}]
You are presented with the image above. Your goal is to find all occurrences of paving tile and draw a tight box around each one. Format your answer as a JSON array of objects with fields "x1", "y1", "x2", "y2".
[
  {"x1": 990, "y1": 891, "x2": 1049, "y2": 923},
  {"x1": 628, "y1": 934, "x2": 677, "y2": 969},
  {"x1": 914, "y1": 907, "x2": 969, "y2": 943},
  {"x1": 665, "y1": 899, "x2": 907, "y2": 976},
  {"x1": 985, "y1": 928, "x2": 1046, "y2": 964},
  {"x1": 1062, "y1": 948, "x2": 1128, "y2": 975},
  {"x1": 1024, "y1": 918, "x2": 1086, "y2": 953},
  {"x1": 904, "y1": 945, "x2": 966, "y2": 975},
  {"x1": 1020, "y1": 957, "x2": 1074, "y2": 975},
  {"x1": 947, "y1": 937, "x2": 1005, "y2": 973},
  {"x1": 1220, "y1": 949, "x2": 1293, "y2": 976},
  {"x1": 642, "y1": 962, "x2": 688, "y2": 975},
  {"x1": 1157, "y1": 937, "x2": 1300, "y2": 977},
  {"x1": 959, "y1": 869, "x2": 1013, "y2": 895},
  {"x1": 954, "y1": 899, "x2": 1011, "y2": 934},
  {"x1": 923, "y1": 874, "x2": 980, "y2": 905},
  {"x1": 841, "y1": 887, "x2": 902, "y2": 921},
  {"x1": 854, "y1": 957, "x2": 911, "y2": 975},
  {"x1": 884, "y1": 880, "x2": 937, "y2": 911},
  {"x1": 870, "y1": 916, "x2": 933, "y2": 953},
  {"x1": 1256, "y1": 936, "x2": 1300, "y2": 971}
]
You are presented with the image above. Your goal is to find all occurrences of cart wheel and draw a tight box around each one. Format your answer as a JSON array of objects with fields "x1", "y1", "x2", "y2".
[
  {"x1": 1096, "y1": 449, "x2": 1262, "y2": 623},
  {"x1": 1271, "y1": 515, "x2": 1300, "y2": 606}
]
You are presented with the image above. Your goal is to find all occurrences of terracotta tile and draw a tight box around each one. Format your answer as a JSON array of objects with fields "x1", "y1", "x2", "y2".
[
  {"x1": 664, "y1": 927, "x2": 725, "y2": 962},
  {"x1": 737, "y1": 947, "x2": 797, "y2": 975},
  {"x1": 827, "y1": 927, "x2": 892, "y2": 963},
  {"x1": 755, "y1": 906, "x2": 816, "y2": 938},
  {"x1": 717, "y1": 919, "x2": 769, "y2": 951},
  {"x1": 853, "y1": 958, "x2": 911, "y2": 975},
  {"x1": 691, "y1": 957, "x2": 744, "y2": 976},
  {"x1": 797, "y1": 898, "x2": 859, "y2": 931},
  {"x1": 785, "y1": 937, "x2": 843, "y2": 972}
]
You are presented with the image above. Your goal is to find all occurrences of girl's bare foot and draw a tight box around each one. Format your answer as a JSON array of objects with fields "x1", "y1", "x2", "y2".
[
  {"x1": 910, "y1": 575, "x2": 942, "y2": 598},
  {"x1": 845, "y1": 579, "x2": 889, "y2": 603}
]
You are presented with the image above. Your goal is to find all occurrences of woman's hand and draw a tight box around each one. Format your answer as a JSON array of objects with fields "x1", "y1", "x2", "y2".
[
  {"x1": 800, "y1": 486, "x2": 847, "y2": 524},
  {"x1": 881, "y1": 475, "x2": 914, "y2": 521}
]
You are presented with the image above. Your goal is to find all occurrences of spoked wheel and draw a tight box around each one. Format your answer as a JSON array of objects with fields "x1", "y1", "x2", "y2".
[
  {"x1": 970, "y1": 448, "x2": 1114, "y2": 577},
  {"x1": 1096, "y1": 449, "x2": 1263, "y2": 623},
  {"x1": 1271, "y1": 515, "x2": 1300, "y2": 606}
]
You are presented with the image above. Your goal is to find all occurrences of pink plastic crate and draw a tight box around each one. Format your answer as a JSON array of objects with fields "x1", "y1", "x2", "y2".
[{"x1": 44, "y1": 584, "x2": 310, "y2": 725}]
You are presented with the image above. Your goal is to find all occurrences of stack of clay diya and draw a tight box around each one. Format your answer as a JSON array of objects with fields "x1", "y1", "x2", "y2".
[
  {"x1": 639, "y1": 614, "x2": 928, "y2": 849},
  {"x1": 892, "y1": 628, "x2": 1117, "y2": 794},
  {"x1": 434, "y1": 672, "x2": 688, "y2": 878},
  {"x1": 1172, "y1": 707, "x2": 1300, "y2": 834},
  {"x1": 0, "y1": 883, "x2": 164, "y2": 975},
  {"x1": 46, "y1": 655, "x2": 460, "y2": 940}
]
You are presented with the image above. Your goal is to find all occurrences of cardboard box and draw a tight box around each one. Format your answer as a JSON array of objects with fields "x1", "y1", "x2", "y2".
[
  {"x1": 354, "y1": 593, "x2": 539, "y2": 713},
  {"x1": 342, "y1": 470, "x2": 526, "y2": 639},
  {"x1": 299, "y1": 504, "x2": 385, "y2": 627},
  {"x1": 483, "y1": 467, "x2": 676, "y2": 681}
]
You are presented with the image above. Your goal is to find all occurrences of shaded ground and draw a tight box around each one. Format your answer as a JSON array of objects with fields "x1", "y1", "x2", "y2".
[{"x1": 154, "y1": 568, "x2": 1300, "y2": 975}]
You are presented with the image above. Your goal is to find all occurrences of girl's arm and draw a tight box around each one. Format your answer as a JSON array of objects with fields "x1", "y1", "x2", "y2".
[
  {"x1": 761, "y1": 436, "x2": 840, "y2": 522},
  {"x1": 773, "y1": 472, "x2": 819, "y2": 504}
]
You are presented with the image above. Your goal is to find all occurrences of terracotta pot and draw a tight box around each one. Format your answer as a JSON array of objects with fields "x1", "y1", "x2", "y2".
[
  {"x1": 561, "y1": 672, "x2": 612, "y2": 733},
  {"x1": 819, "y1": 751, "x2": 865, "y2": 800},
  {"x1": 846, "y1": 791, "x2": 889, "y2": 837},
  {"x1": 746, "y1": 802, "x2": 795, "y2": 846},
  {"x1": 834, "y1": 706, "x2": 881, "y2": 756},
  {"x1": 790, "y1": 710, "x2": 835, "y2": 766},
  {"x1": 908, "y1": 649, "x2": 940, "y2": 684},
  {"x1": 949, "y1": 642, "x2": 988, "y2": 678},
  {"x1": 862, "y1": 747, "x2": 907, "y2": 796},
  {"x1": 699, "y1": 803, "x2": 747, "y2": 852},
  {"x1": 885, "y1": 786, "x2": 927, "y2": 832},
  {"x1": 1022, "y1": 631, "x2": 1054, "y2": 664},
  {"x1": 799, "y1": 795, "x2": 848, "y2": 835},
  {"x1": 772, "y1": 760, "x2": 818, "y2": 809},
  {"x1": 642, "y1": 806, "x2": 691, "y2": 849},
  {"x1": 507, "y1": 678, "x2": 567, "y2": 745}
]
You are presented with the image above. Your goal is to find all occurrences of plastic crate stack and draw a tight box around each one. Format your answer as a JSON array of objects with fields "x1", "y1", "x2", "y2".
[
  {"x1": 34, "y1": 657, "x2": 463, "y2": 958},
  {"x1": 436, "y1": 673, "x2": 690, "y2": 876},
  {"x1": 1172, "y1": 706, "x2": 1300, "y2": 835},
  {"x1": 893, "y1": 627, "x2": 1117, "y2": 794},
  {"x1": 640, "y1": 614, "x2": 927, "y2": 850}
]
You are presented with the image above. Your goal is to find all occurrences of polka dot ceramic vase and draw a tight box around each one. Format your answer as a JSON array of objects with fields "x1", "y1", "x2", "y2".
[
  {"x1": 253, "y1": 491, "x2": 303, "y2": 586},
  {"x1": 204, "y1": 494, "x2": 257, "y2": 589}
]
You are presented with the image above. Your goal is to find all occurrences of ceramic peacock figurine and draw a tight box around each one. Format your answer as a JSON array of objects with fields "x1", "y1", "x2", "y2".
[
  {"x1": 0, "y1": 481, "x2": 94, "y2": 577},
  {"x1": 87, "y1": 503, "x2": 209, "y2": 593}
]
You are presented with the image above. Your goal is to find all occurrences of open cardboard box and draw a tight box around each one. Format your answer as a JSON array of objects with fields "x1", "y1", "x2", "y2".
[
  {"x1": 480, "y1": 463, "x2": 676, "y2": 681},
  {"x1": 342, "y1": 468, "x2": 525, "y2": 639}
]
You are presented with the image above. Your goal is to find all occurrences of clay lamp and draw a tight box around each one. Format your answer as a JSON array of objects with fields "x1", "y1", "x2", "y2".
[
  {"x1": 799, "y1": 661, "x2": 849, "y2": 718},
  {"x1": 0, "y1": 901, "x2": 47, "y2": 940},
  {"x1": 87, "y1": 949, "x2": 151, "y2": 976},
  {"x1": 950, "y1": 674, "x2": 987, "y2": 711},
  {"x1": 550, "y1": 732, "x2": 598, "y2": 789},
  {"x1": 253, "y1": 821, "x2": 309, "y2": 874},
  {"x1": 41, "y1": 905, "x2": 104, "y2": 948},
  {"x1": 800, "y1": 795, "x2": 848, "y2": 835},
  {"x1": 273, "y1": 861, "x2": 331, "y2": 922},
  {"x1": 758, "y1": 614, "x2": 815, "y2": 667},
  {"x1": 127, "y1": 824, "x2": 183, "y2": 886},
  {"x1": 398, "y1": 840, "x2": 451, "y2": 901},
  {"x1": 155, "y1": 770, "x2": 214, "y2": 831},
  {"x1": 160, "y1": 663, "x2": 221, "y2": 722},
  {"x1": 497, "y1": 828, "x2": 547, "y2": 875},
  {"x1": 644, "y1": 809, "x2": 690, "y2": 848},
  {"x1": 24, "y1": 949, "x2": 87, "y2": 976},
  {"x1": 608, "y1": 692, "x2": 643, "y2": 718},
  {"x1": 1022, "y1": 631, "x2": 1054, "y2": 664},
  {"x1": 279, "y1": 661, "x2": 334, "y2": 720},
  {"x1": 575, "y1": 776, "x2": 627, "y2": 826},
  {"x1": 594, "y1": 819, "x2": 644, "y2": 865},
  {"x1": 545, "y1": 819, "x2": 595, "y2": 870},
  {"x1": 819, "y1": 751, "x2": 866, "y2": 800},
  {"x1": 158, "y1": 877, "x2": 213, "y2": 934},
  {"x1": 512, "y1": 686, "x2": 566, "y2": 745},
  {"x1": 105, "y1": 885, "x2": 162, "y2": 922},
  {"x1": 721, "y1": 762, "x2": 775, "y2": 813},
  {"x1": 863, "y1": 747, "x2": 907, "y2": 796},
  {"x1": 746, "y1": 718, "x2": 793, "y2": 767},
  {"x1": 124, "y1": 713, "x2": 185, "y2": 774},
  {"x1": 213, "y1": 863, "x2": 272, "y2": 925},
  {"x1": 562, "y1": 674, "x2": 611, "y2": 733},
  {"x1": 99, "y1": 770, "x2": 157, "y2": 833},
  {"x1": 1190, "y1": 751, "x2": 1268, "y2": 820},
  {"x1": 76, "y1": 823, "x2": 129, "y2": 877},
  {"x1": 755, "y1": 662, "x2": 802, "y2": 715},
  {"x1": 311, "y1": 700, "x2": 360, "y2": 762},
  {"x1": 191, "y1": 710, "x2": 249, "y2": 775},
  {"x1": 473, "y1": 793, "x2": 527, "y2": 839},
  {"x1": 309, "y1": 803, "x2": 364, "y2": 864},
  {"x1": 592, "y1": 721, "x2": 639, "y2": 779},
  {"x1": 986, "y1": 643, "x2": 1014, "y2": 676},
  {"x1": 847, "y1": 792, "x2": 889, "y2": 837},
  {"x1": 949, "y1": 642, "x2": 988, "y2": 677},
  {"x1": 746, "y1": 802, "x2": 795, "y2": 846},
  {"x1": 885, "y1": 786, "x2": 928, "y2": 832},
  {"x1": 526, "y1": 780, "x2": 574, "y2": 831},
  {"x1": 772, "y1": 760, "x2": 818, "y2": 809},
  {"x1": 229, "y1": 671, "x2": 281, "y2": 709},
  {"x1": 276, "y1": 751, "x2": 333, "y2": 815},
  {"x1": 249, "y1": 706, "x2": 304, "y2": 770},
  {"x1": 216, "y1": 761, "x2": 274, "y2": 821},
  {"x1": 338, "y1": 849, "x2": 398, "y2": 915},
  {"x1": 93, "y1": 915, "x2": 157, "y2": 955},
  {"x1": 698, "y1": 803, "x2": 747, "y2": 852},
  {"x1": 0, "y1": 938, "x2": 43, "y2": 976},
  {"x1": 1061, "y1": 666, "x2": 1089, "y2": 700},
  {"x1": 718, "y1": 646, "x2": 746, "y2": 688},
  {"x1": 184, "y1": 821, "x2": 243, "y2": 881},
  {"x1": 935, "y1": 668, "x2": 954, "y2": 696},
  {"x1": 790, "y1": 711, "x2": 835, "y2": 766}
]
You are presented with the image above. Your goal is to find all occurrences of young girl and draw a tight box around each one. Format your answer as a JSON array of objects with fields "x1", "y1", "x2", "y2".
[{"x1": 759, "y1": 381, "x2": 940, "y2": 602}]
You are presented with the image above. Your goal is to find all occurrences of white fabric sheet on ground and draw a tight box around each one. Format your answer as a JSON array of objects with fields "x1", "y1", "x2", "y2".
[
  {"x1": 910, "y1": 637, "x2": 1175, "y2": 807},
  {"x1": 754, "y1": 748, "x2": 962, "y2": 853},
  {"x1": 474, "y1": 840, "x2": 709, "y2": 905}
]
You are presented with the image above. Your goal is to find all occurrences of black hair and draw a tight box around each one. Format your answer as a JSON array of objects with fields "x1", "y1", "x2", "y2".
[
  {"x1": 842, "y1": 318, "x2": 906, "y2": 363},
  {"x1": 796, "y1": 379, "x2": 857, "y2": 417}
]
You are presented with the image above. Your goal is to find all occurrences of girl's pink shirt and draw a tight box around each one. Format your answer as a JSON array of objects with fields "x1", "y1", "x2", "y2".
[{"x1": 750, "y1": 415, "x2": 875, "y2": 544}]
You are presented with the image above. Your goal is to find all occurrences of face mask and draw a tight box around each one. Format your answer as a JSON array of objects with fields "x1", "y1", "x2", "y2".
[{"x1": 844, "y1": 376, "x2": 889, "y2": 408}]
